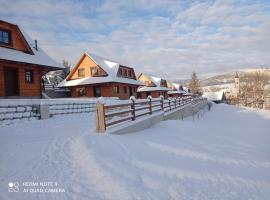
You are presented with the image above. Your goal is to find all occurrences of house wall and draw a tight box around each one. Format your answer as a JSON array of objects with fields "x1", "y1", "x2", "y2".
[
  {"x1": 168, "y1": 93, "x2": 183, "y2": 98},
  {"x1": 0, "y1": 65, "x2": 4, "y2": 96},
  {"x1": 0, "y1": 21, "x2": 32, "y2": 53},
  {"x1": 0, "y1": 62, "x2": 43, "y2": 97},
  {"x1": 70, "y1": 83, "x2": 139, "y2": 99},
  {"x1": 68, "y1": 55, "x2": 107, "y2": 80},
  {"x1": 138, "y1": 91, "x2": 168, "y2": 99}
]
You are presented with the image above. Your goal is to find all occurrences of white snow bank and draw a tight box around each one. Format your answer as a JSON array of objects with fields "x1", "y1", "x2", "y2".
[{"x1": 0, "y1": 104, "x2": 270, "y2": 199}]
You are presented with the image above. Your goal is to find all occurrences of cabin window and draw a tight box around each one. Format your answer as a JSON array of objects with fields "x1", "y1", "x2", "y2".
[
  {"x1": 78, "y1": 68, "x2": 85, "y2": 78},
  {"x1": 93, "y1": 86, "x2": 101, "y2": 97},
  {"x1": 114, "y1": 85, "x2": 119, "y2": 94},
  {"x1": 118, "y1": 68, "x2": 122, "y2": 76},
  {"x1": 128, "y1": 70, "x2": 132, "y2": 78},
  {"x1": 77, "y1": 87, "x2": 86, "y2": 96},
  {"x1": 0, "y1": 29, "x2": 11, "y2": 45},
  {"x1": 25, "y1": 70, "x2": 34, "y2": 83},
  {"x1": 90, "y1": 67, "x2": 98, "y2": 76},
  {"x1": 123, "y1": 86, "x2": 127, "y2": 93},
  {"x1": 123, "y1": 69, "x2": 127, "y2": 77}
]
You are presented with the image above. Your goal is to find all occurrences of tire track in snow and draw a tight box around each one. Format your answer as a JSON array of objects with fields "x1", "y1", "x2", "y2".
[
  {"x1": 147, "y1": 142, "x2": 270, "y2": 169},
  {"x1": 131, "y1": 159, "x2": 270, "y2": 192},
  {"x1": 71, "y1": 134, "x2": 135, "y2": 200}
]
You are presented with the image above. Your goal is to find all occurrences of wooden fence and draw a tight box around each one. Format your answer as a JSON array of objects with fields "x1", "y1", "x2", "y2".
[{"x1": 96, "y1": 96, "x2": 206, "y2": 132}]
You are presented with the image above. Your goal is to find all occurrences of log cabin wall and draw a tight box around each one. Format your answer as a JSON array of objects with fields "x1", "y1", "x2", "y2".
[
  {"x1": 0, "y1": 62, "x2": 42, "y2": 98},
  {"x1": 0, "y1": 64, "x2": 4, "y2": 96},
  {"x1": 0, "y1": 21, "x2": 32, "y2": 53},
  {"x1": 70, "y1": 83, "x2": 138, "y2": 100},
  {"x1": 68, "y1": 55, "x2": 107, "y2": 80},
  {"x1": 138, "y1": 91, "x2": 168, "y2": 99}
]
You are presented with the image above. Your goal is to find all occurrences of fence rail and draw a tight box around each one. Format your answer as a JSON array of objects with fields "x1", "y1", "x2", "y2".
[{"x1": 96, "y1": 96, "x2": 207, "y2": 132}]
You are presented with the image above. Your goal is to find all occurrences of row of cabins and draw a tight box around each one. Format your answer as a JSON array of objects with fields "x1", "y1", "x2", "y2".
[
  {"x1": 0, "y1": 20, "x2": 190, "y2": 99},
  {"x1": 58, "y1": 52, "x2": 190, "y2": 99}
]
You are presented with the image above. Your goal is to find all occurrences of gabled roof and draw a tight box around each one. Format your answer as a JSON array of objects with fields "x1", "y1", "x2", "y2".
[
  {"x1": 59, "y1": 52, "x2": 143, "y2": 87},
  {"x1": 168, "y1": 90, "x2": 185, "y2": 95},
  {"x1": 0, "y1": 20, "x2": 62, "y2": 69},
  {"x1": 138, "y1": 73, "x2": 167, "y2": 87},
  {"x1": 167, "y1": 80, "x2": 177, "y2": 90},
  {"x1": 137, "y1": 86, "x2": 169, "y2": 92}
]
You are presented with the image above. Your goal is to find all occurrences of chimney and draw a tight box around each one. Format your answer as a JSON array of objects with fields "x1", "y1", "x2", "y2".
[{"x1": 35, "y1": 40, "x2": 38, "y2": 51}]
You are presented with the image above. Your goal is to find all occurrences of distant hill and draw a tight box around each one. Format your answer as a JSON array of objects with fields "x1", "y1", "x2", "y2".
[{"x1": 173, "y1": 68, "x2": 270, "y2": 88}]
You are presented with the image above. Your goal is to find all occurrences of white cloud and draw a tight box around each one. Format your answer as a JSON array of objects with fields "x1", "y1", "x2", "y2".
[{"x1": 0, "y1": 0, "x2": 270, "y2": 79}]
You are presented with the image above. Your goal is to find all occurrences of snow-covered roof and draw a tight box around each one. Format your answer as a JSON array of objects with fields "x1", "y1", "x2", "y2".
[
  {"x1": 202, "y1": 91, "x2": 224, "y2": 101},
  {"x1": 59, "y1": 52, "x2": 143, "y2": 87},
  {"x1": 137, "y1": 86, "x2": 169, "y2": 92},
  {"x1": 0, "y1": 22, "x2": 62, "y2": 69},
  {"x1": 150, "y1": 76, "x2": 162, "y2": 86},
  {"x1": 139, "y1": 73, "x2": 167, "y2": 87},
  {"x1": 168, "y1": 90, "x2": 185, "y2": 94}
]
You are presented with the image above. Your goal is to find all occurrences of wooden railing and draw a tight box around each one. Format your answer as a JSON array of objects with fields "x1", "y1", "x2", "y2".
[{"x1": 96, "y1": 96, "x2": 206, "y2": 132}]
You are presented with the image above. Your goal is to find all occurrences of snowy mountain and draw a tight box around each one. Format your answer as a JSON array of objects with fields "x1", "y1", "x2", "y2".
[{"x1": 173, "y1": 68, "x2": 270, "y2": 88}]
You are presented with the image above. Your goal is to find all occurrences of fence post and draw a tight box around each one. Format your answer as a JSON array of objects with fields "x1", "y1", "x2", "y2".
[
  {"x1": 148, "y1": 96, "x2": 152, "y2": 114},
  {"x1": 160, "y1": 95, "x2": 164, "y2": 110},
  {"x1": 169, "y1": 99, "x2": 171, "y2": 111},
  {"x1": 39, "y1": 103, "x2": 50, "y2": 120},
  {"x1": 130, "y1": 97, "x2": 136, "y2": 121},
  {"x1": 174, "y1": 98, "x2": 177, "y2": 109},
  {"x1": 96, "y1": 100, "x2": 106, "y2": 133}
]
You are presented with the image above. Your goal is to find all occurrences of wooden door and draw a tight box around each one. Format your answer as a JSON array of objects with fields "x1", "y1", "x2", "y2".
[{"x1": 4, "y1": 67, "x2": 19, "y2": 96}]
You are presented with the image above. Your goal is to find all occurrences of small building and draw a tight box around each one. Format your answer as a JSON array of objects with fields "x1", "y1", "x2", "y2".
[
  {"x1": 137, "y1": 73, "x2": 169, "y2": 98},
  {"x1": 167, "y1": 82, "x2": 185, "y2": 98},
  {"x1": 0, "y1": 20, "x2": 63, "y2": 98},
  {"x1": 202, "y1": 91, "x2": 226, "y2": 104},
  {"x1": 59, "y1": 52, "x2": 142, "y2": 99}
]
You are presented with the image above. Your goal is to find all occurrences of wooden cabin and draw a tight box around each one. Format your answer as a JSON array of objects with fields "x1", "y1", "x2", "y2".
[
  {"x1": 59, "y1": 52, "x2": 142, "y2": 99},
  {"x1": 0, "y1": 20, "x2": 63, "y2": 98},
  {"x1": 137, "y1": 73, "x2": 169, "y2": 98},
  {"x1": 167, "y1": 82, "x2": 185, "y2": 98}
]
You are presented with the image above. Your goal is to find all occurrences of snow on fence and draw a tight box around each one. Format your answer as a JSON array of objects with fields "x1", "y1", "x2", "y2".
[
  {"x1": 96, "y1": 96, "x2": 206, "y2": 132},
  {"x1": 0, "y1": 99, "x2": 97, "y2": 126}
]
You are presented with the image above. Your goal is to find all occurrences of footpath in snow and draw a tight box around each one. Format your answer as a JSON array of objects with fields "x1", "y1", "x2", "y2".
[{"x1": 0, "y1": 104, "x2": 270, "y2": 200}]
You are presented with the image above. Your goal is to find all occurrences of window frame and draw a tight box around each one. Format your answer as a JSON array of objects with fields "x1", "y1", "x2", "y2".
[
  {"x1": 25, "y1": 69, "x2": 34, "y2": 84},
  {"x1": 0, "y1": 28, "x2": 11, "y2": 45},
  {"x1": 78, "y1": 68, "x2": 85, "y2": 78},
  {"x1": 123, "y1": 69, "x2": 127, "y2": 77},
  {"x1": 77, "y1": 87, "x2": 86, "y2": 96},
  {"x1": 90, "y1": 67, "x2": 98, "y2": 76},
  {"x1": 114, "y1": 85, "x2": 120, "y2": 94},
  {"x1": 123, "y1": 86, "x2": 127, "y2": 94},
  {"x1": 118, "y1": 68, "x2": 122, "y2": 76}
]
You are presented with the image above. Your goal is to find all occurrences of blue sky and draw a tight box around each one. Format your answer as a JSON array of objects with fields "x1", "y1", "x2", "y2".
[{"x1": 1, "y1": 0, "x2": 270, "y2": 79}]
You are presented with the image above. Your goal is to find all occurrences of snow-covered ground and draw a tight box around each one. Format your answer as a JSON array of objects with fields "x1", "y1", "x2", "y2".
[{"x1": 0, "y1": 104, "x2": 270, "y2": 200}]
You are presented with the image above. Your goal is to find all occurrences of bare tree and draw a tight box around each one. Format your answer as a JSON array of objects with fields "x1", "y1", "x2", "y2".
[{"x1": 240, "y1": 68, "x2": 270, "y2": 108}]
